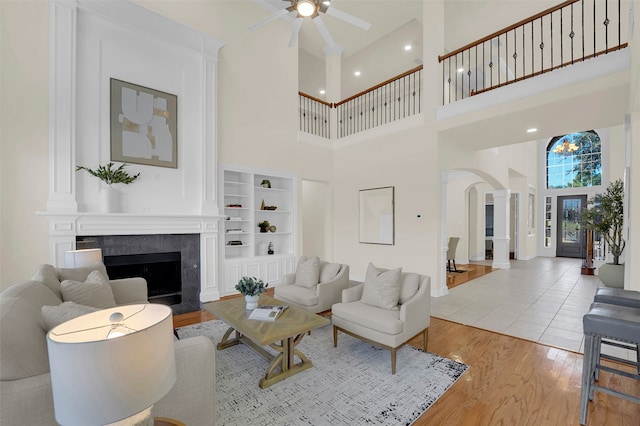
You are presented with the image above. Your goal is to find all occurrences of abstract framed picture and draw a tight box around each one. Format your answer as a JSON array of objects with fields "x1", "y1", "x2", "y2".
[
  {"x1": 110, "y1": 78, "x2": 178, "y2": 168},
  {"x1": 359, "y1": 186, "x2": 395, "y2": 245}
]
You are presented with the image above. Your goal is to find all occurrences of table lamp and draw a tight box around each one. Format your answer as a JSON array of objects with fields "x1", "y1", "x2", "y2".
[
  {"x1": 64, "y1": 248, "x2": 103, "y2": 268},
  {"x1": 46, "y1": 304, "x2": 176, "y2": 426}
]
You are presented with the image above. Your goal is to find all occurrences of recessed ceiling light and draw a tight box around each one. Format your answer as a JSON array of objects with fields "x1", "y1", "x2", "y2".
[
  {"x1": 319, "y1": 89, "x2": 325, "y2": 95},
  {"x1": 354, "y1": 71, "x2": 361, "y2": 77},
  {"x1": 527, "y1": 128, "x2": 538, "y2": 133},
  {"x1": 404, "y1": 44, "x2": 412, "y2": 51},
  {"x1": 457, "y1": 68, "x2": 464, "y2": 73}
]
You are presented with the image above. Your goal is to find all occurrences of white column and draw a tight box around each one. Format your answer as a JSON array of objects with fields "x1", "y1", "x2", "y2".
[
  {"x1": 492, "y1": 189, "x2": 511, "y2": 269},
  {"x1": 324, "y1": 45, "x2": 343, "y2": 140},
  {"x1": 48, "y1": 0, "x2": 79, "y2": 213},
  {"x1": 200, "y1": 38, "x2": 224, "y2": 216},
  {"x1": 626, "y1": 112, "x2": 640, "y2": 291}
]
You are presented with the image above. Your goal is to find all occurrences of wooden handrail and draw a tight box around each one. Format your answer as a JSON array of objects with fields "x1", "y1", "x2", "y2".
[
  {"x1": 438, "y1": 0, "x2": 580, "y2": 62},
  {"x1": 298, "y1": 92, "x2": 334, "y2": 107},
  {"x1": 334, "y1": 65, "x2": 423, "y2": 107}
]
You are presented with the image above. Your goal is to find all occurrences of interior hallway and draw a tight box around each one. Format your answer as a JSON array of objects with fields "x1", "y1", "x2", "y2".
[{"x1": 432, "y1": 257, "x2": 636, "y2": 361}]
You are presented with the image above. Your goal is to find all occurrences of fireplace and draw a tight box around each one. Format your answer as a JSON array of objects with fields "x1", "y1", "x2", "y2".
[
  {"x1": 77, "y1": 233, "x2": 201, "y2": 314},
  {"x1": 104, "y1": 252, "x2": 182, "y2": 305}
]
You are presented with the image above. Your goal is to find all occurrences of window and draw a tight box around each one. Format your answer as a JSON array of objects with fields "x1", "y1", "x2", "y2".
[
  {"x1": 544, "y1": 196, "x2": 552, "y2": 247},
  {"x1": 546, "y1": 131, "x2": 601, "y2": 189}
]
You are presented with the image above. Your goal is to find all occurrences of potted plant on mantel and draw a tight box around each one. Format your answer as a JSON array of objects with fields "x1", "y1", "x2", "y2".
[
  {"x1": 235, "y1": 276, "x2": 268, "y2": 309},
  {"x1": 76, "y1": 162, "x2": 140, "y2": 213},
  {"x1": 581, "y1": 178, "x2": 625, "y2": 288}
]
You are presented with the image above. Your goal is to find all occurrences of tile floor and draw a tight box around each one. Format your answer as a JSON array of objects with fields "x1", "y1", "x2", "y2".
[{"x1": 431, "y1": 257, "x2": 637, "y2": 361}]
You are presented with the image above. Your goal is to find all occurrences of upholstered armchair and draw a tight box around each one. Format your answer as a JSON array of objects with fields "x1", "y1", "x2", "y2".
[
  {"x1": 274, "y1": 256, "x2": 350, "y2": 313},
  {"x1": 331, "y1": 263, "x2": 431, "y2": 374}
]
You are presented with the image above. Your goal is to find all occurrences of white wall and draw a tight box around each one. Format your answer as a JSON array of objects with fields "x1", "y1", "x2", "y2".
[
  {"x1": 2, "y1": 0, "x2": 638, "y2": 293},
  {"x1": 301, "y1": 180, "x2": 332, "y2": 260},
  {"x1": 0, "y1": 1, "x2": 50, "y2": 288}
]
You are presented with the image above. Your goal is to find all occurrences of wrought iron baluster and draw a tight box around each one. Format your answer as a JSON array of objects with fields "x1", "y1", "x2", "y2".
[
  {"x1": 604, "y1": 0, "x2": 609, "y2": 52},
  {"x1": 593, "y1": 0, "x2": 596, "y2": 56},
  {"x1": 582, "y1": 0, "x2": 585, "y2": 60}
]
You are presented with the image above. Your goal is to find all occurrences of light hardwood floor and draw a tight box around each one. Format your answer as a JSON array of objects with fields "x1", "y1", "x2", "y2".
[{"x1": 173, "y1": 292, "x2": 640, "y2": 425}]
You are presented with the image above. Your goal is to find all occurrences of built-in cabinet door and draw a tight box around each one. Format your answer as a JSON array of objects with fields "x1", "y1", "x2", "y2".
[
  {"x1": 556, "y1": 195, "x2": 587, "y2": 258},
  {"x1": 222, "y1": 255, "x2": 295, "y2": 296},
  {"x1": 264, "y1": 258, "x2": 282, "y2": 284},
  {"x1": 223, "y1": 261, "x2": 242, "y2": 296},
  {"x1": 243, "y1": 261, "x2": 262, "y2": 279}
]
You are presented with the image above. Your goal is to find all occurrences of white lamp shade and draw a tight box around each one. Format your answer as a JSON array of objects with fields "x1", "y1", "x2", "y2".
[
  {"x1": 64, "y1": 248, "x2": 103, "y2": 268},
  {"x1": 47, "y1": 304, "x2": 176, "y2": 426}
]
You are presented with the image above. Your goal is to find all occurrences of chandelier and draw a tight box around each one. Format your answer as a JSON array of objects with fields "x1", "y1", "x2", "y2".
[{"x1": 552, "y1": 140, "x2": 579, "y2": 155}]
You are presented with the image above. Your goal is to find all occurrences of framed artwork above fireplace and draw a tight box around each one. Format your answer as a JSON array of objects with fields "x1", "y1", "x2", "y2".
[{"x1": 110, "y1": 78, "x2": 178, "y2": 169}]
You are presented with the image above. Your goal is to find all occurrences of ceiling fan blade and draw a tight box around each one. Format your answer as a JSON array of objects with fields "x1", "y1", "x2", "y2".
[
  {"x1": 325, "y1": 7, "x2": 372, "y2": 31},
  {"x1": 313, "y1": 16, "x2": 338, "y2": 49},
  {"x1": 249, "y1": 8, "x2": 289, "y2": 31},
  {"x1": 288, "y1": 18, "x2": 304, "y2": 47}
]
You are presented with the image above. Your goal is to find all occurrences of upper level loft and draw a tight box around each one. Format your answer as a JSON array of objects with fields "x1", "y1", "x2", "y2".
[{"x1": 299, "y1": 0, "x2": 631, "y2": 143}]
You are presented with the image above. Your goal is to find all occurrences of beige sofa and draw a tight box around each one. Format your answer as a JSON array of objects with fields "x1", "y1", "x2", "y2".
[{"x1": 0, "y1": 263, "x2": 216, "y2": 426}]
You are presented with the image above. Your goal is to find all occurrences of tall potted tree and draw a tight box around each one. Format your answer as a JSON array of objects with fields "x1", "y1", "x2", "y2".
[{"x1": 581, "y1": 178, "x2": 625, "y2": 288}]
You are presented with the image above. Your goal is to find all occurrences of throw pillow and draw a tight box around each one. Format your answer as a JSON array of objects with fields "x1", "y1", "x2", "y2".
[
  {"x1": 294, "y1": 256, "x2": 321, "y2": 288},
  {"x1": 360, "y1": 263, "x2": 402, "y2": 310},
  {"x1": 61, "y1": 270, "x2": 117, "y2": 309},
  {"x1": 42, "y1": 301, "x2": 100, "y2": 331},
  {"x1": 319, "y1": 262, "x2": 341, "y2": 283}
]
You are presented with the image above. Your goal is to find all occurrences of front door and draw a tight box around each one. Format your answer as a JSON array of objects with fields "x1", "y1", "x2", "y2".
[{"x1": 556, "y1": 195, "x2": 587, "y2": 258}]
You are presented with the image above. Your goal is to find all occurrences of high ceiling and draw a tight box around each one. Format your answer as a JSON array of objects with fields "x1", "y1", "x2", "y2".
[{"x1": 252, "y1": 0, "x2": 423, "y2": 97}]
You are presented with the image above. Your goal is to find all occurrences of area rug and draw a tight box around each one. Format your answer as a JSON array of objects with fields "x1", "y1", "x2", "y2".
[{"x1": 177, "y1": 320, "x2": 468, "y2": 425}]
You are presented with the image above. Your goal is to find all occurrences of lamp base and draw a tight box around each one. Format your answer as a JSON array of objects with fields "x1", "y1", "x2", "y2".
[{"x1": 107, "y1": 406, "x2": 153, "y2": 426}]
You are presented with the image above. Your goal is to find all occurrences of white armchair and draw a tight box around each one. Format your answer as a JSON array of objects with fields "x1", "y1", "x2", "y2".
[
  {"x1": 331, "y1": 265, "x2": 431, "y2": 374},
  {"x1": 274, "y1": 256, "x2": 350, "y2": 313}
]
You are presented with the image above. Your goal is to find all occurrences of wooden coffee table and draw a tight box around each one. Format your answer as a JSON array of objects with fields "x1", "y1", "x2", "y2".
[{"x1": 203, "y1": 294, "x2": 330, "y2": 388}]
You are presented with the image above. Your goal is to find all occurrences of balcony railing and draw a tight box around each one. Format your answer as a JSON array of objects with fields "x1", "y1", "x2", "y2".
[
  {"x1": 298, "y1": 65, "x2": 423, "y2": 139},
  {"x1": 299, "y1": 0, "x2": 629, "y2": 137},
  {"x1": 439, "y1": 0, "x2": 628, "y2": 104},
  {"x1": 335, "y1": 66, "x2": 423, "y2": 138},
  {"x1": 299, "y1": 92, "x2": 331, "y2": 138}
]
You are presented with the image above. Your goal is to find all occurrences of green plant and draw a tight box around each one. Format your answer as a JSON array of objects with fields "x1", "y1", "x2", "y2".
[
  {"x1": 76, "y1": 162, "x2": 140, "y2": 185},
  {"x1": 581, "y1": 178, "x2": 625, "y2": 264},
  {"x1": 258, "y1": 220, "x2": 270, "y2": 229},
  {"x1": 235, "y1": 276, "x2": 268, "y2": 296}
]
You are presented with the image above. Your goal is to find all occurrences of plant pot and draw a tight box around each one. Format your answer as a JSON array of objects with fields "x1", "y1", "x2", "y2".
[
  {"x1": 245, "y1": 294, "x2": 259, "y2": 310},
  {"x1": 99, "y1": 185, "x2": 119, "y2": 213},
  {"x1": 597, "y1": 263, "x2": 625, "y2": 288},
  {"x1": 259, "y1": 227, "x2": 268, "y2": 233}
]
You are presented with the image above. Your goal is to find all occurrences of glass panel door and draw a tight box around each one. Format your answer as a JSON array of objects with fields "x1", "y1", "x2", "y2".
[{"x1": 556, "y1": 195, "x2": 587, "y2": 258}]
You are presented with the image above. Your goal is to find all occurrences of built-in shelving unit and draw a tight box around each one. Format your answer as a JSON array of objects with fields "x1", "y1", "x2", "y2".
[{"x1": 220, "y1": 165, "x2": 298, "y2": 296}]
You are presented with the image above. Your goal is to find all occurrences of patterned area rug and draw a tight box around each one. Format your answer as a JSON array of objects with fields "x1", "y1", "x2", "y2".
[{"x1": 177, "y1": 320, "x2": 468, "y2": 425}]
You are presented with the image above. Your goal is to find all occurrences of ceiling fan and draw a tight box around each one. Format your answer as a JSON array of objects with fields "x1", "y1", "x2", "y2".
[{"x1": 250, "y1": 0, "x2": 372, "y2": 48}]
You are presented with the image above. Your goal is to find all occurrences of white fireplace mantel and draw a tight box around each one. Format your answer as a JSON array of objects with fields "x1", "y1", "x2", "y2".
[
  {"x1": 38, "y1": 212, "x2": 224, "y2": 302},
  {"x1": 46, "y1": 1, "x2": 225, "y2": 302}
]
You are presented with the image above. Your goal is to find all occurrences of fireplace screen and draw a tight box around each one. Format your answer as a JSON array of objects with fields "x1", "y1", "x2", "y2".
[{"x1": 104, "y1": 251, "x2": 182, "y2": 305}]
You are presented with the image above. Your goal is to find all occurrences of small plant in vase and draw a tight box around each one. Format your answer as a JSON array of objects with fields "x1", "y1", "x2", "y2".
[
  {"x1": 235, "y1": 276, "x2": 268, "y2": 309},
  {"x1": 76, "y1": 162, "x2": 140, "y2": 213},
  {"x1": 258, "y1": 220, "x2": 270, "y2": 233}
]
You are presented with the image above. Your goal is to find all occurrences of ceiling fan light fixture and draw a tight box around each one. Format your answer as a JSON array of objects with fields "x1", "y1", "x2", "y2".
[{"x1": 296, "y1": 0, "x2": 316, "y2": 17}]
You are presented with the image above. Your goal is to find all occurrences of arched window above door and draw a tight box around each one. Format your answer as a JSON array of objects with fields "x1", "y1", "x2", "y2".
[{"x1": 546, "y1": 130, "x2": 601, "y2": 189}]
